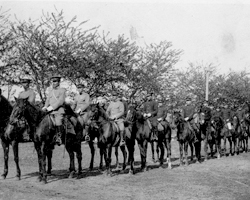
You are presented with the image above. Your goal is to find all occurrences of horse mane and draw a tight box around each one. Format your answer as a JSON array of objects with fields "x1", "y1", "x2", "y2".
[
  {"x1": 97, "y1": 104, "x2": 109, "y2": 120},
  {"x1": 0, "y1": 95, "x2": 12, "y2": 115},
  {"x1": 17, "y1": 99, "x2": 46, "y2": 126},
  {"x1": 0, "y1": 95, "x2": 12, "y2": 127}
]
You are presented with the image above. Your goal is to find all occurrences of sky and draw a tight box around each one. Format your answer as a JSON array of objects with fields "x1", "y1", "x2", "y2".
[
  {"x1": 1, "y1": 0, "x2": 250, "y2": 98},
  {"x1": 2, "y1": 0, "x2": 250, "y2": 74}
]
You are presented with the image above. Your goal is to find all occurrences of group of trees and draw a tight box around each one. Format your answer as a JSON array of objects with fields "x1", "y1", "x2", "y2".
[{"x1": 0, "y1": 8, "x2": 250, "y2": 107}]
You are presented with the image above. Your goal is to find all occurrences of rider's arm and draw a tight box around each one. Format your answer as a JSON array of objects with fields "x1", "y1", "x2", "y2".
[
  {"x1": 50, "y1": 88, "x2": 66, "y2": 110},
  {"x1": 113, "y1": 102, "x2": 125, "y2": 119},
  {"x1": 28, "y1": 91, "x2": 36, "y2": 104},
  {"x1": 151, "y1": 102, "x2": 158, "y2": 116}
]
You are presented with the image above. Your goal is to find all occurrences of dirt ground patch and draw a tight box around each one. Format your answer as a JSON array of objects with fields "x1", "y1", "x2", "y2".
[{"x1": 1, "y1": 140, "x2": 250, "y2": 200}]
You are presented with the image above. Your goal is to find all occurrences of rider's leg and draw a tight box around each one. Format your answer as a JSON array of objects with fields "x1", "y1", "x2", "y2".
[
  {"x1": 117, "y1": 119, "x2": 125, "y2": 146},
  {"x1": 54, "y1": 113, "x2": 64, "y2": 146}
]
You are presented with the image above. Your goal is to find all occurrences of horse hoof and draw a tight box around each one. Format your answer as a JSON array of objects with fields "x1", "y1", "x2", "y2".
[
  {"x1": 15, "y1": 176, "x2": 21, "y2": 181},
  {"x1": 129, "y1": 169, "x2": 134, "y2": 175},
  {"x1": 217, "y1": 155, "x2": 221, "y2": 159},
  {"x1": 1, "y1": 175, "x2": 6, "y2": 180},
  {"x1": 185, "y1": 162, "x2": 189, "y2": 166},
  {"x1": 168, "y1": 164, "x2": 172, "y2": 169},
  {"x1": 204, "y1": 158, "x2": 208, "y2": 162},
  {"x1": 68, "y1": 171, "x2": 75, "y2": 179},
  {"x1": 37, "y1": 176, "x2": 42, "y2": 182},
  {"x1": 89, "y1": 166, "x2": 93, "y2": 171},
  {"x1": 41, "y1": 179, "x2": 47, "y2": 184}
]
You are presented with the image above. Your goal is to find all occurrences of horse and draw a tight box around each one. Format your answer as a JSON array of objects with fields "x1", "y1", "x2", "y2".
[
  {"x1": 7, "y1": 98, "x2": 83, "y2": 184},
  {"x1": 240, "y1": 116, "x2": 249, "y2": 153},
  {"x1": 210, "y1": 116, "x2": 224, "y2": 159},
  {"x1": 0, "y1": 92, "x2": 28, "y2": 180},
  {"x1": 231, "y1": 115, "x2": 242, "y2": 155},
  {"x1": 221, "y1": 119, "x2": 235, "y2": 156},
  {"x1": 89, "y1": 103, "x2": 127, "y2": 175},
  {"x1": 172, "y1": 111, "x2": 201, "y2": 166}
]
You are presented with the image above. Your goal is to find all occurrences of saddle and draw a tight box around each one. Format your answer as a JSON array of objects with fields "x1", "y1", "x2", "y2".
[{"x1": 111, "y1": 120, "x2": 120, "y2": 133}]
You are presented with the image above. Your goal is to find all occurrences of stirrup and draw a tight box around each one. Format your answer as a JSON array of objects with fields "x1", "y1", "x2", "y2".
[
  {"x1": 85, "y1": 135, "x2": 90, "y2": 142},
  {"x1": 54, "y1": 134, "x2": 62, "y2": 146},
  {"x1": 120, "y1": 140, "x2": 125, "y2": 146}
]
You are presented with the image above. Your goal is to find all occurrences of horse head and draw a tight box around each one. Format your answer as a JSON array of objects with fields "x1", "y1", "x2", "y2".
[
  {"x1": 172, "y1": 112, "x2": 184, "y2": 133},
  {"x1": 9, "y1": 97, "x2": 29, "y2": 125},
  {"x1": 89, "y1": 103, "x2": 109, "y2": 123},
  {"x1": 126, "y1": 105, "x2": 137, "y2": 122}
]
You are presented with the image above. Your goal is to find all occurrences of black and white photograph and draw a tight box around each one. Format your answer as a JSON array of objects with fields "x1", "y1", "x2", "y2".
[{"x1": 1, "y1": 0, "x2": 250, "y2": 199}]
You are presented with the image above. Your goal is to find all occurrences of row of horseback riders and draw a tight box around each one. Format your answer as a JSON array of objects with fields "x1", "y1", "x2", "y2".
[{"x1": 14, "y1": 74, "x2": 250, "y2": 147}]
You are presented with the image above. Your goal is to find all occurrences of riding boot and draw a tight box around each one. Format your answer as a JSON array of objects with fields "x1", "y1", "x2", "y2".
[
  {"x1": 84, "y1": 125, "x2": 90, "y2": 142},
  {"x1": 119, "y1": 130, "x2": 125, "y2": 146},
  {"x1": 194, "y1": 128, "x2": 199, "y2": 143},
  {"x1": 55, "y1": 126, "x2": 63, "y2": 146}
]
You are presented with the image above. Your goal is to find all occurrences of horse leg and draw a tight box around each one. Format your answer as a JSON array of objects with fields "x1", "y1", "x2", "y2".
[
  {"x1": 150, "y1": 141, "x2": 155, "y2": 163},
  {"x1": 1, "y1": 140, "x2": 9, "y2": 179},
  {"x1": 228, "y1": 136, "x2": 233, "y2": 156},
  {"x1": 194, "y1": 141, "x2": 201, "y2": 163},
  {"x1": 158, "y1": 140, "x2": 164, "y2": 166},
  {"x1": 41, "y1": 143, "x2": 48, "y2": 184},
  {"x1": 156, "y1": 141, "x2": 160, "y2": 162},
  {"x1": 246, "y1": 137, "x2": 249, "y2": 153},
  {"x1": 179, "y1": 142, "x2": 183, "y2": 166},
  {"x1": 120, "y1": 145, "x2": 127, "y2": 171},
  {"x1": 12, "y1": 141, "x2": 21, "y2": 180},
  {"x1": 46, "y1": 148, "x2": 53, "y2": 175},
  {"x1": 216, "y1": 137, "x2": 221, "y2": 159},
  {"x1": 166, "y1": 139, "x2": 172, "y2": 169},
  {"x1": 88, "y1": 141, "x2": 95, "y2": 170},
  {"x1": 66, "y1": 145, "x2": 76, "y2": 179},
  {"x1": 138, "y1": 140, "x2": 147, "y2": 171},
  {"x1": 106, "y1": 145, "x2": 112, "y2": 175},
  {"x1": 115, "y1": 146, "x2": 119, "y2": 170},
  {"x1": 223, "y1": 136, "x2": 227, "y2": 156},
  {"x1": 184, "y1": 141, "x2": 189, "y2": 166},
  {"x1": 209, "y1": 140, "x2": 214, "y2": 158},
  {"x1": 34, "y1": 142, "x2": 43, "y2": 182},
  {"x1": 99, "y1": 147, "x2": 104, "y2": 170},
  {"x1": 75, "y1": 143, "x2": 82, "y2": 177},
  {"x1": 204, "y1": 138, "x2": 208, "y2": 161},
  {"x1": 126, "y1": 140, "x2": 135, "y2": 174},
  {"x1": 189, "y1": 142, "x2": 194, "y2": 162}
]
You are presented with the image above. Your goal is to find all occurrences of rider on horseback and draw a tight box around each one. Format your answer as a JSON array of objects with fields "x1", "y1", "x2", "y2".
[
  {"x1": 200, "y1": 100, "x2": 212, "y2": 140},
  {"x1": 18, "y1": 77, "x2": 36, "y2": 104},
  {"x1": 180, "y1": 97, "x2": 199, "y2": 143},
  {"x1": 142, "y1": 92, "x2": 158, "y2": 140},
  {"x1": 221, "y1": 103, "x2": 233, "y2": 136},
  {"x1": 18, "y1": 77, "x2": 36, "y2": 140},
  {"x1": 73, "y1": 84, "x2": 90, "y2": 141},
  {"x1": 42, "y1": 74, "x2": 75, "y2": 146},
  {"x1": 156, "y1": 98, "x2": 169, "y2": 132},
  {"x1": 106, "y1": 92, "x2": 125, "y2": 146}
]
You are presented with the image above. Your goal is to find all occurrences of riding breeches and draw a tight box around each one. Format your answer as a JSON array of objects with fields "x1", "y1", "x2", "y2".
[
  {"x1": 116, "y1": 118, "x2": 125, "y2": 132},
  {"x1": 53, "y1": 113, "x2": 64, "y2": 126}
]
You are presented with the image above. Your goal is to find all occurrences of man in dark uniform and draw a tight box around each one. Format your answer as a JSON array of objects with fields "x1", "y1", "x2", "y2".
[
  {"x1": 42, "y1": 74, "x2": 73, "y2": 145},
  {"x1": 221, "y1": 103, "x2": 233, "y2": 136},
  {"x1": 180, "y1": 97, "x2": 199, "y2": 142},
  {"x1": 142, "y1": 93, "x2": 158, "y2": 139},
  {"x1": 156, "y1": 98, "x2": 169, "y2": 131},
  {"x1": 200, "y1": 100, "x2": 212, "y2": 161},
  {"x1": 18, "y1": 77, "x2": 36, "y2": 104}
]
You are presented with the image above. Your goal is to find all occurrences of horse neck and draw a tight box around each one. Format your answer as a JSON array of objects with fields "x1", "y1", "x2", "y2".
[{"x1": 24, "y1": 104, "x2": 43, "y2": 126}]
